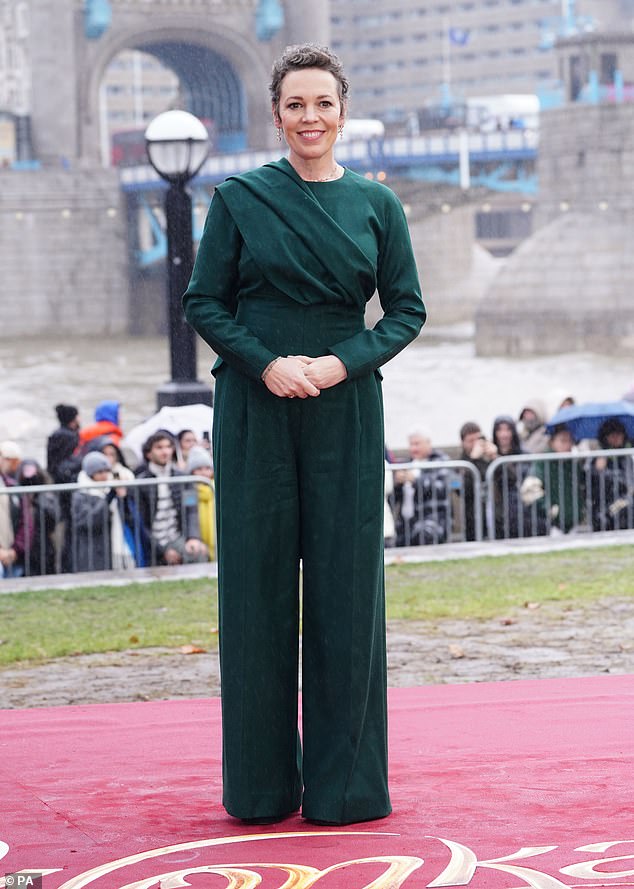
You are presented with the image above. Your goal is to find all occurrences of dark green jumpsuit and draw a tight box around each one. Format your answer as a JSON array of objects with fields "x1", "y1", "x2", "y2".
[{"x1": 183, "y1": 159, "x2": 425, "y2": 824}]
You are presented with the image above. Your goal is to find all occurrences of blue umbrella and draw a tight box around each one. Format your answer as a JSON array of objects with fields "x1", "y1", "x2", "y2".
[{"x1": 545, "y1": 400, "x2": 634, "y2": 443}]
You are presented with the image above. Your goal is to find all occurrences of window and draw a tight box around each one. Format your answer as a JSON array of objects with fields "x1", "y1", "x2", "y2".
[
  {"x1": 600, "y1": 52, "x2": 617, "y2": 84},
  {"x1": 16, "y1": 2, "x2": 29, "y2": 39}
]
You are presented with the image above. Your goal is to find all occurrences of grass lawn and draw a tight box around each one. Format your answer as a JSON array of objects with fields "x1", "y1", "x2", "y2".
[{"x1": 0, "y1": 545, "x2": 632, "y2": 666}]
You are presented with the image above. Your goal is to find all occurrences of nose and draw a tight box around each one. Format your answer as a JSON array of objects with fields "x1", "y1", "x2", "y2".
[{"x1": 302, "y1": 103, "x2": 319, "y2": 121}]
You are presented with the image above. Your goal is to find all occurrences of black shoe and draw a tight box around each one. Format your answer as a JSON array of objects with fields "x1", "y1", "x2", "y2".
[{"x1": 239, "y1": 807, "x2": 299, "y2": 826}]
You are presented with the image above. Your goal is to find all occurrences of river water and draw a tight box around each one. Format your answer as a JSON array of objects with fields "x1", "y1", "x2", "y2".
[{"x1": 1, "y1": 327, "x2": 632, "y2": 464}]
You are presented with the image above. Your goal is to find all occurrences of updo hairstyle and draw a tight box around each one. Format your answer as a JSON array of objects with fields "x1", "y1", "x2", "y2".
[{"x1": 269, "y1": 44, "x2": 349, "y2": 118}]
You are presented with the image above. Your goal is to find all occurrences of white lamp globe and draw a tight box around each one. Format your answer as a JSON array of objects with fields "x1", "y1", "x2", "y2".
[{"x1": 145, "y1": 110, "x2": 209, "y2": 183}]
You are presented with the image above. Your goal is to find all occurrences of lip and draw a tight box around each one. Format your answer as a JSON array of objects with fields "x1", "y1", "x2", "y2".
[{"x1": 298, "y1": 130, "x2": 326, "y2": 141}]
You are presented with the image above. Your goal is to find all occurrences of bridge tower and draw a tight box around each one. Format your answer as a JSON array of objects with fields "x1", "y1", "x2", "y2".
[
  {"x1": 475, "y1": 30, "x2": 634, "y2": 357},
  {"x1": 0, "y1": 0, "x2": 329, "y2": 339},
  {"x1": 27, "y1": 0, "x2": 330, "y2": 167}
]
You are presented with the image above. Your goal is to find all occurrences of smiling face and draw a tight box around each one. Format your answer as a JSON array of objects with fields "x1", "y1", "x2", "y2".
[{"x1": 273, "y1": 67, "x2": 345, "y2": 169}]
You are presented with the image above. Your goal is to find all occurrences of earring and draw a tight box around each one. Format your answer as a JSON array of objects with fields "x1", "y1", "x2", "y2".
[
  {"x1": 338, "y1": 125, "x2": 344, "y2": 139},
  {"x1": 276, "y1": 127, "x2": 282, "y2": 142}
]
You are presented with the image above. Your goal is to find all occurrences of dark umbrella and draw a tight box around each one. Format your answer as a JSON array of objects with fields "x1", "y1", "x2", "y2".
[{"x1": 545, "y1": 401, "x2": 634, "y2": 442}]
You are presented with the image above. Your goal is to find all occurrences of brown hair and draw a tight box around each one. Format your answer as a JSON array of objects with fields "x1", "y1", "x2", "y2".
[
  {"x1": 269, "y1": 44, "x2": 349, "y2": 118},
  {"x1": 460, "y1": 421, "x2": 481, "y2": 441}
]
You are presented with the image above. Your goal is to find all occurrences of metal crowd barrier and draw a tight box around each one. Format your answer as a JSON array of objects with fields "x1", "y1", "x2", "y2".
[
  {"x1": 385, "y1": 460, "x2": 483, "y2": 545},
  {"x1": 386, "y1": 447, "x2": 634, "y2": 546},
  {"x1": 0, "y1": 475, "x2": 214, "y2": 580},
  {"x1": 485, "y1": 447, "x2": 634, "y2": 541},
  {"x1": 3, "y1": 449, "x2": 634, "y2": 579}
]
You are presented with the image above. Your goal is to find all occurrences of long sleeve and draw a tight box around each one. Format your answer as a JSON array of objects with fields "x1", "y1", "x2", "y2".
[
  {"x1": 328, "y1": 190, "x2": 426, "y2": 380},
  {"x1": 184, "y1": 170, "x2": 425, "y2": 383},
  {"x1": 183, "y1": 192, "x2": 278, "y2": 381}
]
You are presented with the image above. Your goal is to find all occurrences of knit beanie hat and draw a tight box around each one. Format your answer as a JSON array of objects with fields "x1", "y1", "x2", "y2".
[
  {"x1": 82, "y1": 451, "x2": 111, "y2": 478},
  {"x1": 186, "y1": 446, "x2": 213, "y2": 473},
  {"x1": 55, "y1": 403, "x2": 79, "y2": 425}
]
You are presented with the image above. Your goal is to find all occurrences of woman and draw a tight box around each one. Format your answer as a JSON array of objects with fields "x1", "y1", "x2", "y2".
[
  {"x1": 12, "y1": 460, "x2": 59, "y2": 577},
  {"x1": 588, "y1": 418, "x2": 634, "y2": 531},
  {"x1": 185, "y1": 446, "x2": 216, "y2": 561},
  {"x1": 491, "y1": 415, "x2": 526, "y2": 539},
  {"x1": 176, "y1": 429, "x2": 200, "y2": 471},
  {"x1": 521, "y1": 424, "x2": 584, "y2": 534},
  {"x1": 71, "y1": 451, "x2": 137, "y2": 572},
  {"x1": 183, "y1": 44, "x2": 426, "y2": 825}
]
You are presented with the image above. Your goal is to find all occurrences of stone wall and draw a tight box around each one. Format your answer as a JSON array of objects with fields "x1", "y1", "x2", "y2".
[
  {"x1": 408, "y1": 206, "x2": 500, "y2": 327},
  {"x1": 390, "y1": 181, "x2": 501, "y2": 327},
  {"x1": 475, "y1": 98, "x2": 634, "y2": 355},
  {"x1": 475, "y1": 209, "x2": 634, "y2": 356},
  {"x1": 537, "y1": 103, "x2": 634, "y2": 224},
  {"x1": 0, "y1": 168, "x2": 129, "y2": 337}
]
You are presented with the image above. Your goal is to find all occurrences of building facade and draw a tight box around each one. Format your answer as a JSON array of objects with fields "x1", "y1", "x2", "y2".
[
  {"x1": 0, "y1": 0, "x2": 32, "y2": 162},
  {"x1": 330, "y1": 0, "x2": 633, "y2": 126},
  {"x1": 103, "y1": 50, "x2": 179, "y2": 132}
]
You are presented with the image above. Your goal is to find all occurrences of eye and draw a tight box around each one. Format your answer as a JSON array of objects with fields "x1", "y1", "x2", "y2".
[
  {"x1": 320, "y1": 100, "x2": 334, "y2": 108},
  {"x1": 287, "y1": 101, "x2": 302, "y2": 110}
]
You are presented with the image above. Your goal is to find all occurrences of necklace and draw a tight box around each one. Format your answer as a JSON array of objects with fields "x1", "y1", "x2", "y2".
[
  {"x1": 294, "y1": 164, "x2": 341, "y2": 182},
  {"x1": 307, "y1": 165, "x2": 340, "y2": 182}
]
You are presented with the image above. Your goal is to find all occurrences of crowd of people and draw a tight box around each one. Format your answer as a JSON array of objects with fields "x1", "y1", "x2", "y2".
[
  {"x1": 386, "y1": 390, "x2": 634, "y2": 547},
  {"x1": 3, "y1": 388, "x2": 634, "y2": 578},
  {"x1": 0, "y1": 400, "x2": 215, "y2": 578}
]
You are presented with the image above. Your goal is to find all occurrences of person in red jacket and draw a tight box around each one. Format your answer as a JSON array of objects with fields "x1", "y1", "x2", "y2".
[{"x1": 77, "y1": 401, "x2": 123, "y2": 453}]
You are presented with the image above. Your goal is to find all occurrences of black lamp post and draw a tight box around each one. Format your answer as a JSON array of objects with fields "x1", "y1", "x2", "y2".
[{"x1": 145, "y1": 110, "x2": 213, "y2": 408}]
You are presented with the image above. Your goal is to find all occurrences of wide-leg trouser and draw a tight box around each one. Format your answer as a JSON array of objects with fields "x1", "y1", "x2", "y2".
[{"x1": 212, "y1": 297, "x2": 391, "y2": 824}]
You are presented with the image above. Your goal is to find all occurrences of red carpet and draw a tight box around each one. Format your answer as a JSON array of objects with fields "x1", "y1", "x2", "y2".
[{"x1": 1, "y1": 676, "x2": 633, "y2": 888}]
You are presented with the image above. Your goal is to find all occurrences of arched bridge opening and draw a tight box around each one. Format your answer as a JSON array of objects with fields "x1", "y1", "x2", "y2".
[{"x1": 135, "y1": 41, "x2": 247, "y2": 152}]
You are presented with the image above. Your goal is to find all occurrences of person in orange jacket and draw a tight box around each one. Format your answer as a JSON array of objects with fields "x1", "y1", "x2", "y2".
[{"x1": 77, "y1": 401, "x2": 123, "y2": 454}]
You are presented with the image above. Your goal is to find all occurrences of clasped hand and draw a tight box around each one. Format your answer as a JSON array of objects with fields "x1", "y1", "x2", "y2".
[{"x1": 263, "y1": 355, "x2": 347, "y2": 398}]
